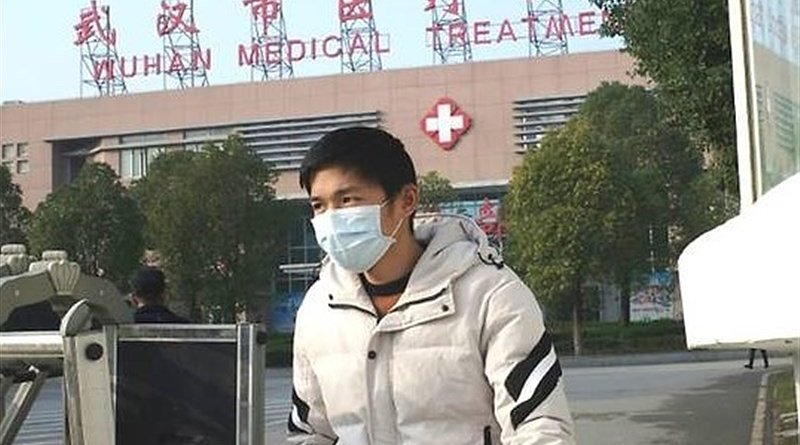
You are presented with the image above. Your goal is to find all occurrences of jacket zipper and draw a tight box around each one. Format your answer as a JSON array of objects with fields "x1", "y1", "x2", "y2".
[{"x1": 483, "y1": 425, "x2": 492, "y2": 445}]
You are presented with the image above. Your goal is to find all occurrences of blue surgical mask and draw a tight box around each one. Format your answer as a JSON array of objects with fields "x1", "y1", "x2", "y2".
[{"x1": 311, "y1": 203, "x2": 405, "y2": 273}]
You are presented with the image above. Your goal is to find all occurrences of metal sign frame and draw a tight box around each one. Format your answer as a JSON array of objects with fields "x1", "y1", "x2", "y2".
[
  {"x1": 107, "y1": 324, "x2": 265, "y2": 445},
  {"x1": 1, "y1": 321, "x2": 266, "y2": 445}
]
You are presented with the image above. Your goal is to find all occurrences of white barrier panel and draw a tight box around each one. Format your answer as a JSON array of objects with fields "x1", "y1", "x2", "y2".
[{"x1": 679, "y1": 173, "x2": 800, "y2": 350}]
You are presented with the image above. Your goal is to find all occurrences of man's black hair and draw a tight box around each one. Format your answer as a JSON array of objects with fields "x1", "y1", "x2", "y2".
[
  {"x1": 299, "y1": 127, "x2": 417, "y2": 198},
  {"x1": 129, "y1": 266, "x2": 166, "y2": 304}
]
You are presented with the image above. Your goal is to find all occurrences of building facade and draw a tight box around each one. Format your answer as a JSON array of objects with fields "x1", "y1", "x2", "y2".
[{"x1": 1, "y1": 50, "x2": 641, "y2": 324}]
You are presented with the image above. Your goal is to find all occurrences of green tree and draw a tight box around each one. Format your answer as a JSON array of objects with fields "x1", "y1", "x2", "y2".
[
  {"x1": 593, "y1": 0, "x2": 738, "y2": 201},
  {"x1": 417, "y1": 171, "x2": 457, "y2": 212},
  {"x1": 133, "y1": 135, "x2": 291, "y2": 322},
  {"x1": 27, "y1": 163, "x2": 145, "y2": 286},
  {"x1": 505, "y1": 118, "x2": 633, "y2": 355},
  {"x1": 0, "y1": 165, "x2": 31, "y2": 246},
  {"x1": 578, "y1": 82, "x2": 718, "y2": 324}
]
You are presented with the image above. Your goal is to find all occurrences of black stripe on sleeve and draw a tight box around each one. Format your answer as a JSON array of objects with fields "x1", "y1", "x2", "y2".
[
  {"x1": 504, "y1": 332, "x2": 554, "y2": 401},
  {"x1": 292, "y1": 388, "x2": 311, "y2": 421},
  {"x1": 288, "y1": 415, "x2": 306, "y2": 433},
  {"x1": 288, "y1": 388, "x2": 312, "y2": 433},
  {"x1": 509, "y1": 359, "x2": 563, "y2": 429}
]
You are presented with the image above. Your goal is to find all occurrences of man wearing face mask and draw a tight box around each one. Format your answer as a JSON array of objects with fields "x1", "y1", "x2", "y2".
[{"x1": 288, "y1": 127, "x2": 575, "y2": 445}]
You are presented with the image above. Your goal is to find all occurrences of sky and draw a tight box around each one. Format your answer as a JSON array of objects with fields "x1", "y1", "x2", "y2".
[{"x1": 0, "y1": 0, "x2": 622, "y2": 103}]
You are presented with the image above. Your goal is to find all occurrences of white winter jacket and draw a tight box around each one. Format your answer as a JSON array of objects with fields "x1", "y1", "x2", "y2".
[{"x1": 289, "y1": 214, "x2": 575, "y2": 445}]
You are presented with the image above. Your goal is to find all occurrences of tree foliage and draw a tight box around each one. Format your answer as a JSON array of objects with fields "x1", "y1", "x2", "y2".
[
  {"x1": 27, "y1": 163, "x2": 145, "y2": 286},
  {"x1": 505, "y1": 118, "x2": 634, "y2": 354},
  {"x1": 578, "y1": 82, "x2": 720, "y2": 323},
  {"x1": 593, "y1": 0, "x2": 738, "y2": 199},
  {"x1": 417, "y1": 171, "x2": 456, "y2": 212},
  {"x1": 0, "y1": 165, "x2": 31, "y2": 246},
  {"x1": 133, "y1": 135, "x2": 291, "y2": 322}
]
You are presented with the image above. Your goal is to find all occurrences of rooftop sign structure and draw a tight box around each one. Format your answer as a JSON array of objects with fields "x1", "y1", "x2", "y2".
[
  {"x1": 242, "y1": 0, "x2": 294, "y2": 80},
  {"x1": 74, "y1": 0, "x2": 128, "y2": 96},
  {"x1": 70, "y1": 1, "x2": 614, "y2": 96},
  {"x1": 158, "y1": 0, "x2": 210, "y2": 89}
]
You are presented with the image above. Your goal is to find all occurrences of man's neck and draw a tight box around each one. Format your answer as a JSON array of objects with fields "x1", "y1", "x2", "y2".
[{"x1": 364, "y1": 230, "x2": 423, "y2": 285}]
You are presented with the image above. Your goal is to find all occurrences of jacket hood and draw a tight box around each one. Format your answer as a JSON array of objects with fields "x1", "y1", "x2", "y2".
[{"x1": 319, "y1": 214, "x2": 500, "y2": 305}]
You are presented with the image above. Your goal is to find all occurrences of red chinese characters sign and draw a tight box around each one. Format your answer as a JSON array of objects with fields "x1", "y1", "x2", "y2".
[
  {"x1": 157, "y1": 0, "x2": 198, "y2": 36},
  {"x1": 339, "y1": 0, "x2": 372, "y2": 22},
  {"x1": 424, "y1": 0, "x2": 460, "y2": 14},
  {"x1": 476, "y1": 198, "x2": 504, "y2": 238},
  {"x1": 74, "y1": 0, "x2": 117, "y2": 46},
  {"x1": 70, "y1": 1, "x2": 616, "y2": 86},
  {"x1": 243, "y1": 0, "x2": 281, "y2": 27}
]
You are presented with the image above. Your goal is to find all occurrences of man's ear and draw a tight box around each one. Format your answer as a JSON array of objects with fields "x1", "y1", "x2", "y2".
[{"x1": 400, "y1": 184, "x2": 419, "y2": 215}]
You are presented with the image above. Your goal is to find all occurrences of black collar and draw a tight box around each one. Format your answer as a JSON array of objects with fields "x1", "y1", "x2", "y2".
[{"x1": 359, "y1": 272, "x2": 411, "y2": 297}]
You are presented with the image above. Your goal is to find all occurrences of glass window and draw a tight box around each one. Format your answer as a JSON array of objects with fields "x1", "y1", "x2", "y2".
[
  {"x1": 146, "y1": 147, "x2": 160, "y2": 164},
  {"x1": 119, "y1": 133, "x2": 165, "y2": 145},
  {"x1": 131, "y1": 149, "x2": 142, "y2": 178},
  {"x1": 16, "y1": 143, "x2": 28, "y2": 158},
  {"x1": 144, "y1": 147, "x2": 164, "y2": 175},
  {"x1": 119, "y1": 147, "x2": 164, "y2": 179},
  {"x1": 16, "y1": 160, "x2": 29, "y2": 174},
  {"x1": 2, "y1": 161, "x2": 14, "y2": 171},
  {"x1": 120, "y1": 149, "x2": 133, "y2": 178},
  {"x1": 119, "y1": 135, "x2": 141, "y2": 145},
  {"x1": 1, "y1": 144, "x2": 13, "y2": 160},
  {"x1": 184, "y1": 128, "x2": 210, "y2": 140},
  {"x1": 142, "y1": 133, "x2": 165, "y2": 143},
  {"x1": 210, "y1": 127, "x2": 231, "y2": 136}
]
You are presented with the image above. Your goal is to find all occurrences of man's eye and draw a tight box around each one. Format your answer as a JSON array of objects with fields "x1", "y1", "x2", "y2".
[
  {"x1": 310, "y1": 202, "x2": 323, "y2": 212},
  {"x1": 342, "y1": 196, "x2": 353, "y2": 204}
]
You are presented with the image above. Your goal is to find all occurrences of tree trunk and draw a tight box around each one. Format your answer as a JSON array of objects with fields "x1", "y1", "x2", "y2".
[
  {"x1": 572, "y1": 287, "x2": 584, "y2": 356},
  {"x1": 620, "y1": 277, "x2": 631, "y2": 326}
]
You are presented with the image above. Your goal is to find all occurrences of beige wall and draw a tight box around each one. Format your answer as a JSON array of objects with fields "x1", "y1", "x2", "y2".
[{"x1": 0, "y1": 50, "x2": 641, "y2": 209}]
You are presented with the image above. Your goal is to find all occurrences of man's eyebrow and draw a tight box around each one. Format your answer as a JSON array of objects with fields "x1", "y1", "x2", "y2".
[
  {"x1": 333, "y1": 186, "x2": 361, "y2": 196},
  {"x1": 309, "y1": 186, "x2": 361, "y2": 201}
]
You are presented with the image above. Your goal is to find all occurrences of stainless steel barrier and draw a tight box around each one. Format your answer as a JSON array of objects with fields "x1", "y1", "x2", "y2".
[{"x1": 0, "y1": 300, "x2": 268, "y2": 445}]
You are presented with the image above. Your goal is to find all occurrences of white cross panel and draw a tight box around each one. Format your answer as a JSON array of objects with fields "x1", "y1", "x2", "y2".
[{"x1": 425, "y1": 103, "x2": 465, "y2": 143}]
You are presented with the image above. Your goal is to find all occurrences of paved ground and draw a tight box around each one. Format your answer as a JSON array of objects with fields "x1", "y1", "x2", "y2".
[
  {"x1": 565, "y1": 359, "x2": 789, "y2": 445},
  {"x1": 6, "y1": 357, "x2": 791, "y2": 444}
]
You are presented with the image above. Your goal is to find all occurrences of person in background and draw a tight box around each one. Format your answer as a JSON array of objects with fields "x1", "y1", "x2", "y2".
[
  {"x1": 129, "y1": 266, "x2": 189, "y2": 323},
  {"x1": 744, "y1": 348, "x2": 768, "y2": 369}
]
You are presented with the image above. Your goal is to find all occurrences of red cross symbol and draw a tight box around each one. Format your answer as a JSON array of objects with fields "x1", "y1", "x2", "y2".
[{"x1": 419, "y1": 98, "x2": 472, "y2": 151}]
